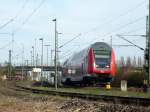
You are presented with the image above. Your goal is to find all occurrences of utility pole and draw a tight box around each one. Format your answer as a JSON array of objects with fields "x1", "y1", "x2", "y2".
[
  {"x1": 148, "y1": 0, "x2": 150, "y2": 84},
  {"x1": 8, "y1": 50, "x2": 11, "y2": 78},
  {"x1": 145, "y1": 16, "x2": 149, "y2": 83},
  {"x1": 25, "y1": 60, "x2": 29, "y2": 66},
  {"x1": 22, "y1": 45, "x2": 24, "y2": 80},
  {"x1": 36, "y1": 53, "x2": 39, "y2": 66},
  {"x1": 24, "y1": 59, "x2": 28, "y2": 79},
  {"x1": 30, "y1": 51, "x2": 32, "y2": 66},
  {"x1": 44, "y1": 44, "x2": 50, "y2": 66},
  {"x1": 32, "y1": 46, "x2": 34, "y2": 66},
  {"x1": 35, "y1": 38, "x2": 37, "y2": 67},
  {"x1": 53, "y1": 18, "x2": 58, "y2": 90},
  {"x1": 144, "y1": 0, "x2": 150, "y2": 85},
  {"x1": 39, "y1": 38, "x2": 44, "y2": 66},
  {"x1": 39, "y1": 38, "x2": 44, "y2": 84},
  {"x1": 51, "y1": 49, "x2": 53, "y2": 66},
  {"x1": 11, "y1": 32, "x2": 14, "y2": 66}
]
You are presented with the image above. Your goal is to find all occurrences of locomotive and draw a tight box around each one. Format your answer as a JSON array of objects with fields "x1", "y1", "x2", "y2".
[{"x1": 61, "y1": 42, "x2": 116, "y2": 86}]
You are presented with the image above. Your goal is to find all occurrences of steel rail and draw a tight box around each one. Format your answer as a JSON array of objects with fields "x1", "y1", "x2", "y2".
[{"x1": 16, "y1": 85, "x2": 150, "y2": 106}]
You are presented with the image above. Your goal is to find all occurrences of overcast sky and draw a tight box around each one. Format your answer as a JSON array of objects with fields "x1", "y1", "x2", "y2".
[{"x1": 0, "y1": 0, "x2": 148, "y2": 65}]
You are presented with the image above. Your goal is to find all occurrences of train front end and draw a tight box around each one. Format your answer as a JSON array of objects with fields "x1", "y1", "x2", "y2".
[{"x1": 88, "y1": 42, "x2": 116, "y2": 84}]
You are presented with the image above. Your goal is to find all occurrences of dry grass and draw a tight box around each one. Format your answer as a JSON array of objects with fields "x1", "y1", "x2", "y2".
[
  {"x1": 0, "y1": 81, "x2": 150, "y2": 112},
  {"x1": 0, "y1": 90, "x2": 66, "y2": 112},
  {"x1": 0, "y1": 81, "x2": 64, "y2": 112}
]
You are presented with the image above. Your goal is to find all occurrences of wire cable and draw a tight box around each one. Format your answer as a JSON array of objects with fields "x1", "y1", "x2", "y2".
[
  {"x1": 81, "y1": 15, "x2": 145, "y2": 48},
  {"x1": 58, "y1": 0, "x2": 146, "y2": 49},
  {"x1": 0, "y1": 0, "x2": 28, "y2": 30},
  {"x1": 13, "y1": 0, "x2": 29, "y2": 20},
  {"x1": 120, "y1": 26, "x2": 145, "y2": 35},
  {"x1": 81, "y1": 0, "x2": 146, "y2": 35},
  {"x1": 117, "y1": 35, "x2": 144, "y2": 51},
  {"x1": 61, "y1": 15, "x2": 146, "y2": 61},
  {"x1": 0, "y1": 19, "x2": 14, "y2": 30},
  {"x1": 59, "y1": 33, "x2": 81, "y2": 48},
  {"x1": 13, "y1": 0, "x2": 46, "y2": 33}
]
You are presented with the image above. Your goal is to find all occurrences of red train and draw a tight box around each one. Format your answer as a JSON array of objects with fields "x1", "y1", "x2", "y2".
[{"x1": 61, "y1": 42, "x2": 116, "y2": 85}]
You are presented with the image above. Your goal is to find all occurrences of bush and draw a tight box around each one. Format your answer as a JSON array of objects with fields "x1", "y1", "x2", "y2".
[
  {"x1": 123, "y1": 72, "x2": 146, "y2": 87},
  {"x1": 112, "y1": 67, "x2": 146, "y2": 87}
]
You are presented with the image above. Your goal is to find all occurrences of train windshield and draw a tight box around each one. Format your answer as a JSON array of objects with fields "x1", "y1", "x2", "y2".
[{"x1": 94, "y1": 51, "x2": 110, "y2": 68}]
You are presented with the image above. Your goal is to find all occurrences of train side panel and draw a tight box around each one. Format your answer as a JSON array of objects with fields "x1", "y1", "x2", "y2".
[
  {"x1": 110, "y1": 49, "x2": 116, "y2": 77},
  {"x1": 61, "y1": 48, "x2": 89, "y2": 83}
]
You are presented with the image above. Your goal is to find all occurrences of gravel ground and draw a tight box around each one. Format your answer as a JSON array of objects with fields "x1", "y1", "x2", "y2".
[
  {"x1": 0, "y1": 81, "x2": 150, "y2": 112},
  {"x1": 58, "y1": 98, "x2": 150, "y2": 112}
]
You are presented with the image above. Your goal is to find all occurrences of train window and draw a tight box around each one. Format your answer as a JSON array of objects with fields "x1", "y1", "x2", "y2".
[
  {"x1": 81, "y1": 63, "x2": 84, "y2": 74},
  {"x1": 95, "y1": 58, "x2": 110, "y2": 68},
  {"x1": 95, "y1": 55, "x2": 109, "y2": 58}
]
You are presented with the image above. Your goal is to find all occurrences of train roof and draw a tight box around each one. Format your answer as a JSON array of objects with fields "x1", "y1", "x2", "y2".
[
  {"x1": 91, "y1": 42, "x2": 111, "y2": 51},
  {"x1": 63, "y1": 42, "x2": 111, "y2": 65}
]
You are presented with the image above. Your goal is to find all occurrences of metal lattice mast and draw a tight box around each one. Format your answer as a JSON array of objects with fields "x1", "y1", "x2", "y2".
[
  {"x1": 148, "y1": 0, "x2": 150, "y2": 84},
  {"x1": 145, "y1": 16, "x2": 149, "y2": 82}
]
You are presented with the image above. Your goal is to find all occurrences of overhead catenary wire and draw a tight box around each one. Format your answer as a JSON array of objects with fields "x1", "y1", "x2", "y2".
[
  {"x1": 0, "y1": 0, "x2": 46, "y2": 63},
  {"x1": 61, "y1": 15, "x2": 146, "y2": 61},
  {"x1": 59, "y1": 33, "x2": 81, "y2": 48},
  {"x1": 116, "y1": 35, "x2": 144, "y2": 51},
  {"x1": 109, "y1": 16, "x2": 146, "y2": 34},
  {"x1": 0, "y1": 0, "x2": 29, "y2": 58},
  {"x1": 81, "y1": 0, "x2": 146, "y2": 35},
  {"x1": 120, "y1": 26, "x2": 145, "y2": 35},
  {"x1": 58, "y1": 1, "x2": 146, "y2": 49},
  {"x1": 13, "y1": 0, "x2": 46, "y2": 33},
  {"x1": 13, "y1": 0, "x2": 29, "y2": 20},
  {"x1": 0, "y1": 0, "x2": 28, "y2": 31},
  {"x1": 0, "y1": 19, "x2": 14, "y2": 30},
  {"x1": 87, "y1": 15, "x2": 146, "y2": 44}
]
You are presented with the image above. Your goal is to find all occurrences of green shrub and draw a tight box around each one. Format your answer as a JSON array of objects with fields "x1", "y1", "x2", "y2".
[
  {"x1": 123, "y1": 72, "x2": 146, "y2": 87},
  {"x1": 112, "y1": 67, "x2": 146, "y2": 87}
]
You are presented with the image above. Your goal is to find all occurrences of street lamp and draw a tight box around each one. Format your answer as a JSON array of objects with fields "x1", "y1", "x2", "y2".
[
  {"x1": 39, "y1": 38, "x2": 44, "y2": 84},
  {"x1": 44, "y1": 44, "x2": 50, "y2": 66},
  {"x1": 39, "y1": 38, "x2": 44, "y2": 66},
  {"x1": 52, "y1": 18, "x2": 58, "y2": 90}
]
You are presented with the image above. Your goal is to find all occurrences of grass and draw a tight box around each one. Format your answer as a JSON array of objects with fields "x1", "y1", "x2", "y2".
[
  {"x1": 17, "y1": 81, "x2": 150, "y2": 98},
  {"x1": 42, "y1": 87, "x2": 150, "y2": 98}
]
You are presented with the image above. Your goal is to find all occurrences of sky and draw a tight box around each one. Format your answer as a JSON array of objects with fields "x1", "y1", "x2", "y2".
[{"x1": 0, "y1": 0, "x2": 148, "y2": 66}]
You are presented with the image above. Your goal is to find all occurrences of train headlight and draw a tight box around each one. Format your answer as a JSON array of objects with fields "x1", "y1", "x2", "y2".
[
  {"x1": 93, "y1": 63, "x2": 96, "y2": 68},
  {"x1": 96, "y1": 64, "x2": 99, "y2": 68},
  {"x1": 106, "y1": 65, "x2": 110, "y2": 68}
]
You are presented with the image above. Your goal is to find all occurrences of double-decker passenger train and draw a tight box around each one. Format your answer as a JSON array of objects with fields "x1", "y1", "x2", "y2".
[{"x1": 61, "y1": 42, "x2": 116, "y2": 86}]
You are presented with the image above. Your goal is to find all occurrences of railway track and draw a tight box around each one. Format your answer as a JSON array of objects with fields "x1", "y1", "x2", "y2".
[{"x1": 15, "y1": 85, "x2": 150, "y2": 106}]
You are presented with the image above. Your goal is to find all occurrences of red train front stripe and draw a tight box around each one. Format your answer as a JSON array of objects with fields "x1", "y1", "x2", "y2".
[{"x1": 87, "y1": 48, "x2": 94, "y2": 73}]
